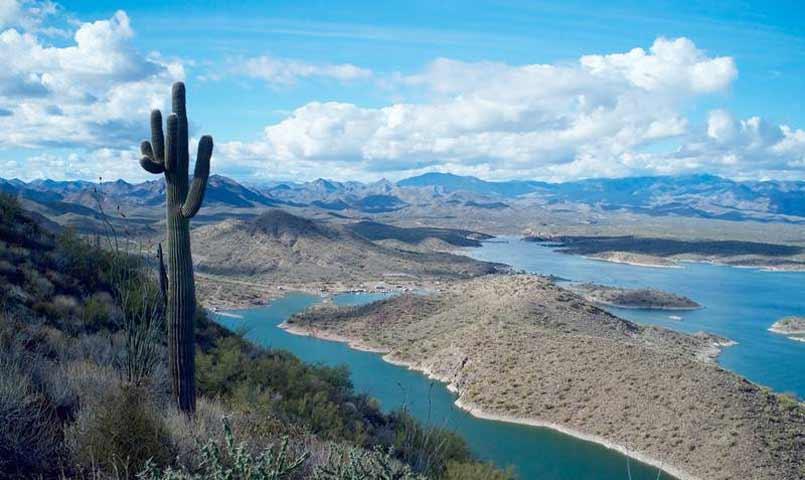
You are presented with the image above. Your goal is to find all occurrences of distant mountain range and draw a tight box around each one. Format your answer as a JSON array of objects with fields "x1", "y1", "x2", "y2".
[
  {"x1": 395, "y1": 172, "x2": 805, "y2": 222},
  {"x1": 2, "y1": 172, "x2": 805, "y2": 231}
]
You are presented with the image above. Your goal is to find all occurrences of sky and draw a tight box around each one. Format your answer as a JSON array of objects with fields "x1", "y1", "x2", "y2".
[{"x1": 1, "y1": 0, "x2": 804, "y2": 183}]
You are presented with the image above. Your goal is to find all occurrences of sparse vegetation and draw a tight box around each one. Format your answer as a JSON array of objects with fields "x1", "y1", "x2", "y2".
[
  {"x1": 289, "y1": 274, "x2": 805, "y2": 480},
  {"x1": 0, "y1": 191, "x2": 512, "y2": 478}
]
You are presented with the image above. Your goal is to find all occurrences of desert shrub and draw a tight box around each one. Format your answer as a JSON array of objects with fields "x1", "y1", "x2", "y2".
[
  {"x1": 194, "y1": 328, "x2": 502, "y2": 478},
  {"x1": 389, "y1": 410, "x2": 471, "y2": 477},
  {"x1": 66, "y1": 332, "x2": 117, "y2": 365},
  {"x1": 162, "y1": 397, "x2": 236, "y2": 469},
  {"x1": 196, "y1": 335, "x2": 371, "y2": 444},
  {"x1": 0, "y1": 192, "x2": 20, "y2": 220},
  {"x1": 81, "y1": 292, "x2": 114, "y2": 328},
  {"x1": 139, "y1": 419, "x2": 308, "y2": 480},
  {"x1": 0, "y1": 356, "x2": 61, "y2": 477},
  {"x1": 68, "y1": 385, "x2": 174, "y2": 478},
  {"x1": 443, "y1": 460, "x2": 517, "y2": 480},
  {"x1": 0, "y1": 258, "x2": 16, "y2": 275},
  {"x1": 25, "y1": 267, "x2": 55, "y2": 298},
  {"x1": 313, "y1": 444, "x2": 425, "y2": 480},
  {"x1": 53, "y1": 229, "x2": 111, "y2": 294}
]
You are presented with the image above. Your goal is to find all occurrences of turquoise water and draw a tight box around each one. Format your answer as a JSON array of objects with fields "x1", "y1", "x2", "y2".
[
  {"x1": 216, "y1": 293, "x2": 670, "y2": 480},
  {"x1": 465, "y1": 237, "x2": 805, "y2": 399}
]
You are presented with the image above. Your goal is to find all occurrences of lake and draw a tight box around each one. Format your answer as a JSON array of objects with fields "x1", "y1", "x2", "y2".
[
  {"x1": 217, "y1": 292, "x2": 672, "y2": 480},
  {"x1": 465, "y1": 237, "x2": 805, "y2": 398},
  {"x1": 214, "y1": 237, "x2": 804, "y2": 479}
]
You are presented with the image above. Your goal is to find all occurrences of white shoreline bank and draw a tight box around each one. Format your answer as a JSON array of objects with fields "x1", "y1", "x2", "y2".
[
  {"x1": 583, "y1": 255, "x2": 681, "y2": 269},
  {"x1": 582, "y1": 298, "x2": 702, "y2": 311},
  {"x1": 280, "y1": 321, "x2": 697, "y2": 480},
  {"x1": 768, "y1": 326, "x2": 805, "y2": 343}
]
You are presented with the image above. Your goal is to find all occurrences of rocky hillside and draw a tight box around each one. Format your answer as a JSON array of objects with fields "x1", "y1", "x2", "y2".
[
  {"x1": 287, "y1": 275, "x2": 804, "y2": 480},
  {"x1": 191, "y1": 209, "x2": 502, "y2": 302}
]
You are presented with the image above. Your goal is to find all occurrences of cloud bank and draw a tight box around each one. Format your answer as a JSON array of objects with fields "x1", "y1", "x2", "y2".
[
  {"x1": 1, "y1": 4, "x2": 803, "y2": 183},
  {"x1": 220, "y1": 37, "x2": 801, "y2": 181}
]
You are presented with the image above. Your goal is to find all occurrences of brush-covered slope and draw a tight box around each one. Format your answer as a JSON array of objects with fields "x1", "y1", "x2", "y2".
[
  {"x1": 192, "y1": 209, "x2": 501, "y2": 283},
  {"x1": 288, "y1": 275, "x2": 805, "y2": 480},
  {"x1": 0, "y1": 194, "x2": 505, "y2": 479}
]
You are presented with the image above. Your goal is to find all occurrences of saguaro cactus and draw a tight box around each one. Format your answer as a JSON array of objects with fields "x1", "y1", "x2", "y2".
[{"x1": 139, "y1": 82, "x2": 213, "y2": 413}]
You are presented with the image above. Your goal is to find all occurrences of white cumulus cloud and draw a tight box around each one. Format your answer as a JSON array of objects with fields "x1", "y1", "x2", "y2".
[
  {"x1": 0, "y1": 9, "x2": 182, "y2": 154},
  {"x1": 239, "y1": 56, "x2": 372, "y2": 85},
  {"x1": 215, "y1": 37, "x2": 771, "y2": 181}
]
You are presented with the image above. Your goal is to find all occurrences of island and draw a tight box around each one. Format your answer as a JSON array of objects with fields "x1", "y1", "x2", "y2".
[
  {"x1": 570, "y1": 282, "x2": 701, "y2": 310},
  {"x1": 769, "y1": 316, "x2": 805, "y2": 342}
]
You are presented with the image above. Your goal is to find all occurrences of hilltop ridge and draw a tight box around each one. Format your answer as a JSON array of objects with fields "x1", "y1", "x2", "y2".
[{"x1": 191, "y1": 209, "x2": 503, "y2": 307}]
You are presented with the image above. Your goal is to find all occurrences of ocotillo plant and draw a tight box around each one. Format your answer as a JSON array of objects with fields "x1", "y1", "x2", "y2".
[{"x1": 139, "y1": 82, "x2": 213, "y2": 413}]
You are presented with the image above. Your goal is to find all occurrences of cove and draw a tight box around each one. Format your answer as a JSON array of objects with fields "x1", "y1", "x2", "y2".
[
  {"x1": 215, "y1": 293, "x2": 673, "y2": 480},
  {"x1": 465, "y1": 237, "x2": 805, "y2": 398}
]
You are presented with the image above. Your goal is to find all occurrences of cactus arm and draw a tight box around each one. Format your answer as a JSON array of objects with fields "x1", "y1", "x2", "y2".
[
  {"x1": 139, "y1": 141, "x2": 164, "y2": 174},
  {"x1": 181, "y1": 135, "x2": 213, "y2": 218},
  {"x1": 150, "y1": 110, "x2": 165, "y2": 164}
]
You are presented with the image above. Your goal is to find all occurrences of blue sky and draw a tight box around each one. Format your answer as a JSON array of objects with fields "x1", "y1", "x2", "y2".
[{"x1": 2, "y1": 0, "x2": 805, "y2": 182}]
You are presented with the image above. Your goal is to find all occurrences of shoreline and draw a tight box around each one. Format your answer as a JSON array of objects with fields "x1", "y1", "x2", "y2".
[
  {"x1": 582, "y1": 254, "x2": 681, "y2": 269},
  {"x1": 519, "y1": 237, "x2": 805, "y2": 272},
  {"x1": 584, "y1": 299, "x2": 703, "y2": 311},
  {"x1": 197, "y1": 272, "x2": 438, "y2": 311},
  {"x1": 452, "y1": 398, "x2": 695, "y2": 480},
  {"x1": 768, "y1": 326, "x2": 805, "y2": 336},
  {"x1": 587, "y1": 254, "x2": 805, "y2": 273},
  {"x1": 768, "y1": 326, "x2": 805, "y2": 343},
  {"x1": 281, "y1": 321, "x2": 695, "y2": 480}
]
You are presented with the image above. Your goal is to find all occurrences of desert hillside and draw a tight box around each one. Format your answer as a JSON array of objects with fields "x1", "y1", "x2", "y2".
[
  {"x1": 192, "y1": 210, "x2": 502, "y2": 305},
  {"x1": 287, "y1": 275, "x2": 805, "y2": 480}
]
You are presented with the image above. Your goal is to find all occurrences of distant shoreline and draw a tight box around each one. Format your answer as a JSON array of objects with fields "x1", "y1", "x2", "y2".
[
  {"x1": 519, "y1": 236, "x2": 805, "y2": 272},
  {"x1": 590, "y1": 299, "x2": 702, "y2": 311},
  {"x1": 582, "y1": 254, "x2": 681, "y2": 269}
]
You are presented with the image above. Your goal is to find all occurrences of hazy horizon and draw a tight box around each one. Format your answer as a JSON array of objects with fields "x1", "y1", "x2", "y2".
[{"x1": 5, "y1": 169, "x2": 805, "y2": 187}]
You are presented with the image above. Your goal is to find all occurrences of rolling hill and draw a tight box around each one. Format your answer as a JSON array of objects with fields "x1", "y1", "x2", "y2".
[{"x1": 191, "y1": 209, "x2": 503, "y2": 287}]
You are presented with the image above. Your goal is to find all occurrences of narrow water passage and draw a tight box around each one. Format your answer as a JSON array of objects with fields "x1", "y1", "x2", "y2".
[{"x1": 216, "y1": 293, "x2": 673, "y2": 480}]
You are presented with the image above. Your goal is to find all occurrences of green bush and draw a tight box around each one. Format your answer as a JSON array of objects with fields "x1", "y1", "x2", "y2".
[
  {"x1": 444, "y1": 460, "x2": 517, "y2": 480},
  {"x1": 69, "y1": 385, "x2": 174, "y2": 478},
  {"x1": 196, "y1": 335, "x2": 372, "y2": 444},
  {"x1": 81, "y1": 292, "x2": 113, "y2": 327},
  {"x1": 390, "y1": 410, "x2": 472, "y2": 477}
]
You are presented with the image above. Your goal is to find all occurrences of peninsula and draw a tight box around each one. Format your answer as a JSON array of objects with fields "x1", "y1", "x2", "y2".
[{"x1": 284, "y1": 275, "x2": 804, "y2": 480}]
